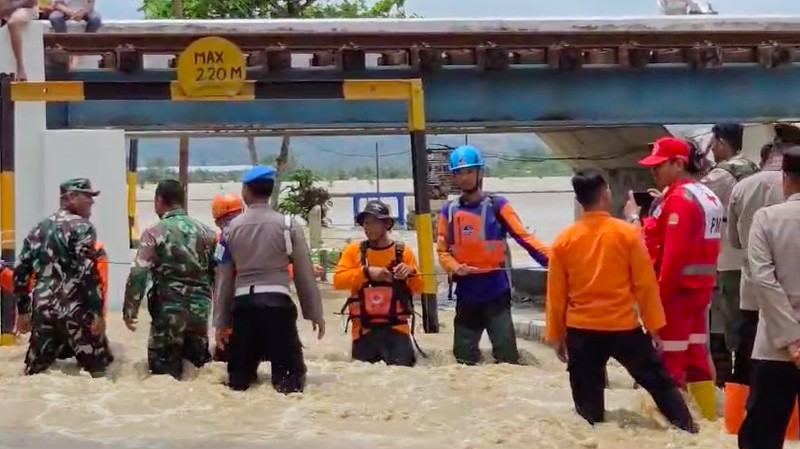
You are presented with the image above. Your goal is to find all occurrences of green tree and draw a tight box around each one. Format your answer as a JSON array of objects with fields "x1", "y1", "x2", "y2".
[
  {"x1": 140, "y1": 0, "x2": 412, "y2": 19},
  {"x1": 278, "y1": 169, "x2": 333, "y2": 225}
]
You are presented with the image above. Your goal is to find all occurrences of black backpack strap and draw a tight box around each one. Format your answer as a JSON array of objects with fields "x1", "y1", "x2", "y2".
[
  {"x1": 359, "y1": 240, "x2": 370, "y2": 266},
  {"x1": 394, "y1": 241, "x2": 405, "y2": 265}
]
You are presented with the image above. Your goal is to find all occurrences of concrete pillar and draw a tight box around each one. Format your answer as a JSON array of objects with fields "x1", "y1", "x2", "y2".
[
  {"x1": 605, "y1": 167, "x2": 655, "y2": 218},
  {"x1": 308, "y1": 205, "x2": 322, "y2": 250},
  {"x1": 741, "y1": 123, "x2": 775, "y2": 164}
]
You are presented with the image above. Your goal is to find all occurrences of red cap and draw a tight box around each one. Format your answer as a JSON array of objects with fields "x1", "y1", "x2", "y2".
[{"x1": 638, "y1": 137, "x2": 690, "y2": 167}]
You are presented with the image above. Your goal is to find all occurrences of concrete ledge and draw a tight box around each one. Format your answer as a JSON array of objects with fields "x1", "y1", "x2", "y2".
[
  {"x1": 510, "y1": 268, "x2": 546, "y2": 303},
  {"x1": 513, "y1": 318, "x2": 546, "y2": 342}
]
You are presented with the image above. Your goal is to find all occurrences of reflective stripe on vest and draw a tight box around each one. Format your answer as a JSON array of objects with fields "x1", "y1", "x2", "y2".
[
  {"x1": 445, "y1": 196, "x2": 512, "y2": 279},
  {"x1": 681, "y1": 264, "x2": 717, "y2": 276}
]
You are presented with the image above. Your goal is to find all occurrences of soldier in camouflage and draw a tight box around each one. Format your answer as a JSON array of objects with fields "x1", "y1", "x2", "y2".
[
  {"x1": 13, "y1": 178, "x2": 113, "y2": 376},
  {"x1": 123, "y1": 179, "x2": 217, "y2": 379}
]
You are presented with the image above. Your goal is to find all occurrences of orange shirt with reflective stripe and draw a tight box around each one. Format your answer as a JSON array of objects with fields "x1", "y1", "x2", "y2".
[
  {"x1": 333, "y1": 240, "x2": 424, "y2": 339},
  {"x1": 544, "y1": 211, "x2": 666, "y2": 343}
]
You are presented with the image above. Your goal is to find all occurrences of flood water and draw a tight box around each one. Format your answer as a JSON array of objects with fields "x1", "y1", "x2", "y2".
[
  {"x1": 0, "y1": 178, "x2": 766, "y2": 449},
  {"x1": 0, "y1": 288, "x2": 744, "y2": 449}
]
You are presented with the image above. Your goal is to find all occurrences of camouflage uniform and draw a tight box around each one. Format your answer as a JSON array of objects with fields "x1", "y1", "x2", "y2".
[
  {"x1": 14, "y1": 178, "x2": 113, "y2": 376},
  {"x1": 123, "y1": 208, "x2": 217, "y2": 379}
]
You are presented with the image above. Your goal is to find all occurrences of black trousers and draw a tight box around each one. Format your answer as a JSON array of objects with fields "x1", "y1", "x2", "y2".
[
  {"x1": 739, "y1": 360, "x2": 800, "y2": 449},
  {"x1": 352, "y1": 327, "x2": 416, "y2": 367},
  {"x1": 565, "y1": 327, "x2": 697, "y2": 433},
  {"x1": 227, "y1": 293, "x2": 307, "y2": 393},
  {"x1": 453, "y1": 290, "x2": 519, "y2": 365},
  {"x1": 730, "y1": 310, "x2": 759, "y2": 385}
]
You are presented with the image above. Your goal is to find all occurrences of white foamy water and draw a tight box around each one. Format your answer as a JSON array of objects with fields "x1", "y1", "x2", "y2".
[
  {"x1": 0, "y1": 290, "x2": 740, "y2": 449},
  {"x1": 0, "y1": 177, "x2": 758, "y2": 448}
]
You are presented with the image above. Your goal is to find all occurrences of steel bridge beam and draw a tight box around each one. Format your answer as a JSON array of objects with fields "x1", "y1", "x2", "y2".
[{"x1": 47, "y1": 66, "x2": 800, "y2": 129}]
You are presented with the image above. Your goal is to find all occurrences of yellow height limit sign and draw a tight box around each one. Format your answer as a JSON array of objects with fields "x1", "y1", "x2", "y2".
[{"x1": 176, "y1": 36, "x2": 246, "y2": 98}]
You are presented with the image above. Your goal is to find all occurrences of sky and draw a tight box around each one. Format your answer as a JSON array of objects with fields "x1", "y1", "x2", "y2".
[{"x1": 101, "y1": 0, "x2": 800, "y2": 20}]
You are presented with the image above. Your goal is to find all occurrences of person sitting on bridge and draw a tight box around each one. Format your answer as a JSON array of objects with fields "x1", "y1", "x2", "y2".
[
  {"x1": 48, "y1": 0, "x2": 100, "y2": 68},
  {"x1": 1, "y1": 0, "x2": 38, "y2": 81},
  {"x1": 49, "y1": 0, "x2": 101, "y2": 33},
  {"x1": 333, "y1": 200, "x2": 424, "y2": 367}
]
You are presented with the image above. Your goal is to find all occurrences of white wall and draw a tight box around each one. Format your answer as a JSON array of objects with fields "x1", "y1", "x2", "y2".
[
  {"x1": 0, "y1": 22, "x2": 46, "y2": 251},
  {"x1": 43, "y1": 130, "x2": 129, "y2": 311}
]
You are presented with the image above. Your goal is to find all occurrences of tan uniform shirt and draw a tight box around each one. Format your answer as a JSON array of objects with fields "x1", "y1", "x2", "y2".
[
  {"x1": 701, "y1": 155, "x2": 753, "y2": 271},
  {"x1": 727, "y1": 169, "x2": 785, "y2": 310},
  {"x1": 213, "y1": 202, "x2": 323, "y2": 328},
  {"x1": 749, "y1": 193, "x2": 800, "y2": 362}
]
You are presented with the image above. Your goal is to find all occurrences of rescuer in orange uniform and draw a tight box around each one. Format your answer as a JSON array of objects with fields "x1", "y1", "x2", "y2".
[
  {"x1": 333, "y1": 200, "x2": 424, "y2": 366},
  {"x1": 210, "y1": 192, "x2": 246, "y2": 362},
  {"x1": 546, "y1": 168, "x2": 697, "y2": 433},
  {"x1": 628, "y1": 137, "x2": 723, "y2": 420},
  {"x1": 1, "y1": 241, "x2": 108, "y2": 357}
]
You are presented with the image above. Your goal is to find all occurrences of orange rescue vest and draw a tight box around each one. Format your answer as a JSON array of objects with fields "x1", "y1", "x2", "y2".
[
  {"x1": 341, "y1": 241, "x2": 413, "y2": 335},
  {"x1": 445, "y1": 196, "x2": 508, "y2": 271}
]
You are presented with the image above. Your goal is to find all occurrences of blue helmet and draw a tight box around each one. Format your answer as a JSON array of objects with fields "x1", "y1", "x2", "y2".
[
  {"x1": 241, "y1": 165, "x2": 277, "y2": 184},
  {"x1": 449, "y1": 145, "x2": 484, "y2": 172}
]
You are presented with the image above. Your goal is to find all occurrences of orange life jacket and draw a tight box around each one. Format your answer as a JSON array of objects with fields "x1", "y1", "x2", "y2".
[
  {"x1": 0, "y1": 241, "x2": 107, "y2": 317},
  {"x1": 445, "y1": 196, "x2": 508, "y2": 271},
  {"x1": 341, "y1": 241, "x2": 413, "y2": 336}
]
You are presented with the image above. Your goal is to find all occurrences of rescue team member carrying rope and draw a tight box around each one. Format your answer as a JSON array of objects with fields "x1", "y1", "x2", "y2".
[
  {"x1": 214, "y1": 166, "x2": 325, "y2": 393},
  {"x1": 333, "y1": 200, "x2": 424, "y2": 366},
  {"x1": 626, "y1": 137, "x2": 723, "y2": 421},
  {"x1": 436, "y1": 145, "x2": 550, "y2": 365},
  {"x1": 545, "y1": 168, "x2": 697, "y2": 433}
]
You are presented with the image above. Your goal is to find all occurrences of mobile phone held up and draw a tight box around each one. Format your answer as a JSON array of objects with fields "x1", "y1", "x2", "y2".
[{"x1": 633, "y1": 191, "x2": 655, "y2": 217}]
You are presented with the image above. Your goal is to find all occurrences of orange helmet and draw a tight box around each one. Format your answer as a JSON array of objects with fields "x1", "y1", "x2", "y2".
[{"x1": 211, "y1": 193, "x2": 244, "y2": 220}]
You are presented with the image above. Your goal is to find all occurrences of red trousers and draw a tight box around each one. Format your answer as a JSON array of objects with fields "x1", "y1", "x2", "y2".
[{"x1": 659, "y1": 288, "x2": 714, "y2": 388}]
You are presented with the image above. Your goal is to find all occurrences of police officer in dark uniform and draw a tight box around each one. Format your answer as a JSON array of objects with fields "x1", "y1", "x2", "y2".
[{"x1": 214, "y1": 165, "x2": 325, "y2": 393}]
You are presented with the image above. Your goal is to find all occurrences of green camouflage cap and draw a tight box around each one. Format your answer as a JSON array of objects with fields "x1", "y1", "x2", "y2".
[{"x1": 60, "y1": 177, "x2": 100, "y2": 196}]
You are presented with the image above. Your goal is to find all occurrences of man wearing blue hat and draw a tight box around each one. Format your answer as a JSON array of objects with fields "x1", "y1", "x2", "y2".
[{"x1": 214, "y1": 165, "x2": 325, "y2": 393}]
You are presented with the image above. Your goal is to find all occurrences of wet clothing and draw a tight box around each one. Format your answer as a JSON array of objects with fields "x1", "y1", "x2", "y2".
[
  {"x1": 738, "y1": 194, "x2": 800, "y2": 448},
  {"x1": 565, "y1": 328, "x2": 696, "y2": 432},
  {"x1": 453, "y1": 290, "x2": 518, "y2": 364},
  {"x1": 123, "y1": 208, "x2": 217, "y2": 379},
  {"x1": 352, "y1": 327, "x2": 416, "y2": 366},
  {"x1": 436, "y1": 194, "x2": 549, "y2": 303},
  {"x1": 436, "y1": 194, "x2": 548, "y2": 365},
  {"x1": 226, "y1": 292, "x2": 307, "y2": 392},
  {"x1": 642, "y1": 178, "x2": 722, "y2": 388},
  {"x1": 546, "y1": 211, "x2": 693, "y2": 432},
  {"x1": 14, "y1": 208, "x2": 112, "y2": 375},
  {"x1": 214, "y1": 202, "x2": 322, "y2": 393},
  {"x1": 333, "y1": 240, "x2": 423, "y2": 366}
]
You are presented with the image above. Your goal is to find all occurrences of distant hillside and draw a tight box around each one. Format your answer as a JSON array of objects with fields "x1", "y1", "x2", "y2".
[{"x1": 139, "y1": 133, "x2": 552, "y2": 171}]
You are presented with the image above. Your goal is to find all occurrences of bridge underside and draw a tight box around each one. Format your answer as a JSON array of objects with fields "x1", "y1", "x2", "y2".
[
  {"x1": 48, "y1": 66, "x2": 800, "y2": 129},
  {"x1": 538, "y1": 126, "x2": 671, "y2": 215}
]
